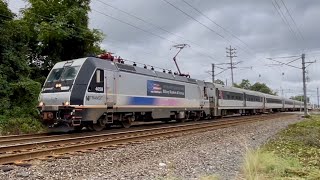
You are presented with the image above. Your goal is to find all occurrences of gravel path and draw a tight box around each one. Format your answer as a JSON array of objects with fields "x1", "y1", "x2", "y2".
[{"x1": 0, "y1": 115, "x2": 303, "y2": 180}]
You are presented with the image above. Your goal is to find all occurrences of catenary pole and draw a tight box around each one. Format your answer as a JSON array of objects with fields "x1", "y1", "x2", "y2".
[
  {"x1": 226, "y1": 45, "x2": 237, "y2": 86},
  {"x1": 317, "y1": 87, "x2": 319, "y2": 109},
  {"x1": 302, "y1": 53, "x2": 308, "y2": 116},
  {"x1": 212, "y1": 63, "x2": 215, "y2": 83}
]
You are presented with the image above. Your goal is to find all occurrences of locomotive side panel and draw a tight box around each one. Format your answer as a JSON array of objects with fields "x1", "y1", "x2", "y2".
[{"x1": 114, "y1": 70, "x2": 206, "y2": 117}]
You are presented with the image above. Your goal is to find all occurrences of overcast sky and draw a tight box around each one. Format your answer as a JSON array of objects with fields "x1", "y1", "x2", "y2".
[{"x1": 7, "y1": 0, "x2": 320, "y2": 103}]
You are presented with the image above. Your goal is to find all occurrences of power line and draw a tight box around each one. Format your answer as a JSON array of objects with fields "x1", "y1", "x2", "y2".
[
  {"x1": 162, "y1": 0, "x2": 224, "y2": 38},
  {"x1": 279, "y1": 0, "x2": 304, "y2": 41},
  {"x1": 180, "y1": 0, "x2": 254, "y2": 53},
  {"x1": 162, "y1": 0, "x2": 255, "y2": 56},
  {"x1": 93, "y1": 1, "x2": 220, "y2": 61},
  {"x1": 95, "y1": 0, "x2": 206, "y2": 50},
  {"x1": 271, "y1": 0, "x2": 300, "y2": 41},
  {"x1": 92, "y1": 9, "x2": 176, "y2": 44},
  {"x1": 267, "y1": 55, "x2": 300, "y2": 59}
]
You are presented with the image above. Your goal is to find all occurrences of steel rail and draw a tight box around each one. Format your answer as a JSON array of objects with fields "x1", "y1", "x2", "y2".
[
  {"x1": 0, "y1": 114, "x2": 294, "y2": 164},
  {"x1": 0, "y1": 133, "x2": 49, "y2": 142},
  {"x1": 0, "y1": 114, "x2": 266, "y2": 146}
]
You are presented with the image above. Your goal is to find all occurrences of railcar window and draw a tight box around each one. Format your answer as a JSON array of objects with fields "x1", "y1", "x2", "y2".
[
  {"x1": 203, "y1": 87, "x2": 208, "y2": 99},
  {"x1": 88, "y1": 69, "x2": 104, "y2": 93},
  {"x1": 246, "y1": 95, "x2": 263, "y2": 102},
  {"x1": 219, "y1": 90, "x2": 243, "y2": 100},
  {"x1": 267, "y1": 98, "x2": 282, "y2": 104},
  {"x1": 96, "y1": 70, "x2": 101, "y2": 83}
]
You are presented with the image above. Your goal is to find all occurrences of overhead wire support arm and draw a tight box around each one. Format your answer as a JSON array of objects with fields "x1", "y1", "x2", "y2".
[
  {"x1": 266, "y1": 58, "x2": 301, "y2": 69},
  {"x1": 305, "y1": 60, "x2": 316, "y2": 68}
]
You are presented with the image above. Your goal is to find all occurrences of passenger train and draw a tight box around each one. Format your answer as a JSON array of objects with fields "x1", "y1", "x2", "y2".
[{"x1": 37, "y1": 55, "x2": 309, "y2": 131}]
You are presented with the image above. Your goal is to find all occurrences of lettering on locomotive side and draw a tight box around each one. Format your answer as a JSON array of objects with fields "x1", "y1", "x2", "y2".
[
  {"x1": 86, "y1": 95, "x2": 103, "y2": 101},
  {"x1": 147, "y1": 80, "x2": 185, "y2": 98}
]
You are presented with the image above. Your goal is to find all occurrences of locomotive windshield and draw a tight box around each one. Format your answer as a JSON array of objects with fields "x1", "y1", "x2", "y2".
[
  {"x1": 47, "y1": 66, "x2": 80, "y2": 82},
  {"x1": 42, "y1": 66, "x2": 80, "y2": 93}
]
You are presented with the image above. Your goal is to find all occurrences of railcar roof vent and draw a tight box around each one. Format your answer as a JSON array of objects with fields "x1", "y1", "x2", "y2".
[{"x1": 116, "y1": 63, "x2": 136, "y2": 72}]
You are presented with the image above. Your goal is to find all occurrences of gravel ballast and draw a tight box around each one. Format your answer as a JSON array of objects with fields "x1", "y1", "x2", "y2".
[{"x1": 0, "y1": 115, "x2": 303, "y2": 180}]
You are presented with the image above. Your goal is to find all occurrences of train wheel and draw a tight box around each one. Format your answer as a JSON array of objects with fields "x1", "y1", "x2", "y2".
[
  {"x1": 74, "y1": 126, "x2": 83, "y2": 132},
  {"x1": 92, "y1": 119, "x2": 105, "y2": 131},
  {"x1": 193, "y1": 112, "x2": 200, "y2": 121},
  {"x1": 121, "y1": 120, "x2": 132, "y2": 128}
]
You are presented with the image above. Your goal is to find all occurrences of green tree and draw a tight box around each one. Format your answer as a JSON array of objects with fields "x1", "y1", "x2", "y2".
[
  {"x1": 214, "y1": 79, "x2": 225, "y2": 85},
  {"x1": 22, "y1": 0, "x2": 105, "y2": 82},
  {"x1": 290, "y1": 95, "x2": 309, "y2": 103},
  {"x1": 234, "y1": 79, "x2": 251, "y2": 90},
  {"x1": 251, "y1": 82, "x2": 277, "y2": 95},
  {"x1": 0, "y1": 1, "x2": 41, "y2": 119},
  {"x1": 233, "y1": 79, "x2": 276, "y2": 95}
]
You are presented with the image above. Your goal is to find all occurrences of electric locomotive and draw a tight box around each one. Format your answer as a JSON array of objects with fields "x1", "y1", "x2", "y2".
[{"x1": 38, "y1": 54, "x2": 210, "y2": 131}]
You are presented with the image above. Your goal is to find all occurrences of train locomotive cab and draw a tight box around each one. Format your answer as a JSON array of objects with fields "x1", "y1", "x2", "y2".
[
  {"x1": 38, "y1": 57, "x2": 117, "y2": 132},
  {"x1": 38, "y1": 59, "x2": 83, "y2": 130}
]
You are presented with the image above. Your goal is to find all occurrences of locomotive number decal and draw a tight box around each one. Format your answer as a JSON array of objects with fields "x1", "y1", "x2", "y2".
[
  {"x1": 147, "y1": 80, "x2": 185, "y2": 98},
  {"x1": 95, "y1": 87, "x2": 104, "y2": 92}
]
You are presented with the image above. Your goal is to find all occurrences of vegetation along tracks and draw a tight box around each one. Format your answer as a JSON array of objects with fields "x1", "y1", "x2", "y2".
[{"x1": 0, "y1": 113, "x2": 295, "y2": 165}]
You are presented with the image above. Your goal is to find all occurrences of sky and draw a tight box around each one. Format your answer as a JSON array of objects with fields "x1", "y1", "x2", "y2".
[{"x1": 7, "y1": 0, "x2": 320, "y2": 104}]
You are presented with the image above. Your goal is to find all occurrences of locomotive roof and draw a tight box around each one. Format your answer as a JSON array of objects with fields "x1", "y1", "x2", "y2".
[{"x1": 53, "y1": 57, "x2": 296, "y2": 103}]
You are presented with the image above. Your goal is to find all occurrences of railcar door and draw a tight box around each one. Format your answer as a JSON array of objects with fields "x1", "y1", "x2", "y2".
[
  {"x1": 244, "y1": 93, "x2": 247, "y2": 107},
  {"x1": 206, "y1": 86, "x2": 215, "y2": 116},
  {"x1": 106, "y1": 70, "x2": 117, "y2": 107}
]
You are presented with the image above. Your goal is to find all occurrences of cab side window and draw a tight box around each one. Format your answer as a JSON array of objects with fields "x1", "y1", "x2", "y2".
[{"x1": 88, "y1": 69, "x2": 104, "y2": 93}]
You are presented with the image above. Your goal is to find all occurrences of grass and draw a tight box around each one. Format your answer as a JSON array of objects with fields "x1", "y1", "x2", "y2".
[
  {"x1": 242, "y1": 115, "x2": 320, "y2": 179},
  {"x1": 0, "y1": 116, "x2": 44, "y2": 135}
]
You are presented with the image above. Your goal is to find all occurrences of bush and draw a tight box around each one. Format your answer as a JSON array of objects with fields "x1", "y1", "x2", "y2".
[
  {"x1": 0, "y1": 117, "x2": 44, "y2": 135},
  {"x1": 9, "y1": 78, "x2": 41, "y2": 117}
]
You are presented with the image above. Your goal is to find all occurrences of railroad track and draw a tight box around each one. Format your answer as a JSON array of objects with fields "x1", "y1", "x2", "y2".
[{"x1": 0, "y1": 113, "x2": 295, "y2": 165}]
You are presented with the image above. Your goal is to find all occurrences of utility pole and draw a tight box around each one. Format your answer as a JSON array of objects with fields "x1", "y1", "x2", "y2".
[
  {"x1": 212, "y1": 63, "x2": 215, "y2": 83},
  {"x1": 226, "y1": 45, "x2": 237, "y2": 86},
  {"x1": 317, "y1": 87, "x2": 319, "y2": 109},
  {"x1": 302, "y1": 53, "x2": 308, "y2": 117}
]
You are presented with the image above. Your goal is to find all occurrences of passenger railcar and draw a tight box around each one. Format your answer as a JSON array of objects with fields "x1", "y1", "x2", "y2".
[{"x1": 264, "y1": 94, "x2": 283, "y2": 112}]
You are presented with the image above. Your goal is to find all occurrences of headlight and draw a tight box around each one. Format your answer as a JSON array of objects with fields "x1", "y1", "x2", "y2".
[
  {"x1": 39, "y1": 101, "x2": 44, "y2": 106},
  {"x1": 63, "y1": 101, "x2": 70, "y2": 106},
  {"x1": 55, "y1": 83, "x2": 62, "y2": 88}
]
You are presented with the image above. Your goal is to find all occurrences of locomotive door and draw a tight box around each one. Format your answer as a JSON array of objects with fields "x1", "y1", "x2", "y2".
[
  {"x1": 105, "y1": 70, "x2": 117, "y2": 107},
  {"x1": 207, "y1": 86, "x2": 217, "y2": 116}
]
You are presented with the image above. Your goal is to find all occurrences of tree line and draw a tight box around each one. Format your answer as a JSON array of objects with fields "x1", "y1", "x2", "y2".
[
  {"x1": 214, "y1": 79, "x2": 277, "y2": 95},
  {"x1": 0, "y1": 0, "x2": 103, "y2": 134}
]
